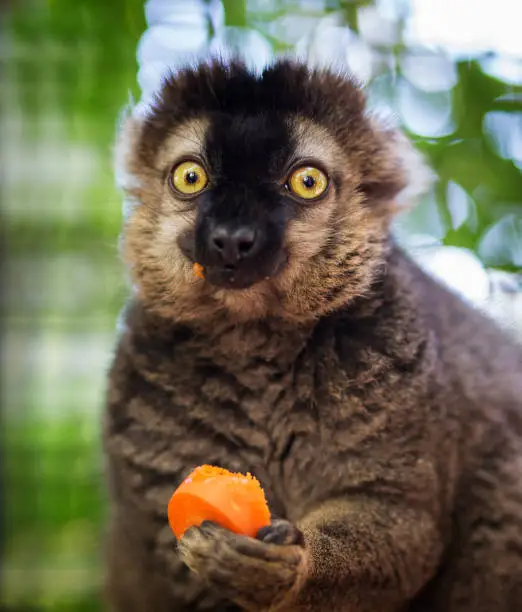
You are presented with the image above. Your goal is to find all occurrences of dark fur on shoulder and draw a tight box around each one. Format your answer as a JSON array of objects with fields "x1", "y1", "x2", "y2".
[{"x1": 105, "y1": 59, "x2": 522, "y2": 611}]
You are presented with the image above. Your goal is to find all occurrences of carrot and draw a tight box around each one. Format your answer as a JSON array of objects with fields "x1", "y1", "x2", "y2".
[
  {"x1": 168, "y1": 465, "x2": 270, "y2": 539},
  {"x1": 193, "y1": 262, "x2": 205, "y2": 279}
]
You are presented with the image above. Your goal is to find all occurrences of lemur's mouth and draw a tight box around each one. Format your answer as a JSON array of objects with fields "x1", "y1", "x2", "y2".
[
  {"x1": 177, "y1": 228, "x2": 288, "y2": 290},
  {"x1": 201, "y1": 251, "x2": 288, "y2": 290}
]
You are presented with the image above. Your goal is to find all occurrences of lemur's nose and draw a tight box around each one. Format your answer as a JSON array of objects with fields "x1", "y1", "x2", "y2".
[{"x1": 208, "y1": 225, "x2": 258, "y2": 267}]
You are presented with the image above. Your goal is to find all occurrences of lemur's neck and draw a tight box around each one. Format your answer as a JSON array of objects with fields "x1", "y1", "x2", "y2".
[
  {"x1": 122, "y1": 241, "x2": 425, "y2": 371},
  {"x1": 122, "y1": 298, "x2": 315, "y2": 373}
]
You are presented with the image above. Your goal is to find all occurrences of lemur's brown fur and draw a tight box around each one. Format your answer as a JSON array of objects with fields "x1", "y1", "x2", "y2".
[{"x1": 104, "y1": 60, "x2": 522, "y2": 611}]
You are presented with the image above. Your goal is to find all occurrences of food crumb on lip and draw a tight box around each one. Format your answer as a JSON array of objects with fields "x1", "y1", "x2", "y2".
[{"x1": 193, "y1": 262, "x2": 205, "y2": 279}]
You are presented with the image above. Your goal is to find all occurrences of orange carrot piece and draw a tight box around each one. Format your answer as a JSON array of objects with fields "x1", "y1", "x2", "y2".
[
  {"x1": 193, "y1": 262, "x2": 205, "y2": 279},
  {"x1": 168, "y1": 465, "x2": 270, "y2": 539}
]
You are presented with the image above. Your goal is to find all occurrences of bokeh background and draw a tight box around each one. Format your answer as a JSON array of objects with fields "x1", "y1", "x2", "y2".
[{"x1": 1, "y1": 0, "x2": 521, "y2": 610}]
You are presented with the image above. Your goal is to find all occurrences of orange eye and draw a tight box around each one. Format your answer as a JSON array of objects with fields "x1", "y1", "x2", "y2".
[
  {"x1": 287, "y1": 166, "x2": 328, "y2": 200},
  {"x1": 171, "y1": 161, "x2": 208, "y2": 195}
]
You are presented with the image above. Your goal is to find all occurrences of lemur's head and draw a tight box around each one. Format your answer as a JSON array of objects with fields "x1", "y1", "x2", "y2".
[{"x1": 117, "y1": 59, "x2": 429, "y2": 324}]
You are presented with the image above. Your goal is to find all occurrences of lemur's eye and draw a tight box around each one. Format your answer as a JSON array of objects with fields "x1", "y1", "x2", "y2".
[
  {"x1": 287, "y1": 166, "x2": 329, "y2": 200},
  {"x1": 170, "y1": 160, "x2": 208, "y2": 195}
]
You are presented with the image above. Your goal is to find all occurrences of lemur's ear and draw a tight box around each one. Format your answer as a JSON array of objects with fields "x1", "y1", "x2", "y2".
[{"x1": 361, "y1": 118, "x2": 434, "y2": 215}]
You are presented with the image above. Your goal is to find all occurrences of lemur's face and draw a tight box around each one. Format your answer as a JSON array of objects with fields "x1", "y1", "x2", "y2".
[
  {"x1": 177, "y1": 114, "x2": 327, "y2": 292},
  {"x1": 151, "y1": 113, "x2": 350, "y2": 294},
  {"x1": 117, "y1": 60, "x2": 429, "y2": 324}
]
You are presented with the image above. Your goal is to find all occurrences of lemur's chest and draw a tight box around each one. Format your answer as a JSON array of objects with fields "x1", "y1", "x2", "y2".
[
  {"x1": 158, "y1": 346, "x2": 386, "y2": 521},
  {"x1": 113, "y1": 318, "x2": 403, "y2": 523}
]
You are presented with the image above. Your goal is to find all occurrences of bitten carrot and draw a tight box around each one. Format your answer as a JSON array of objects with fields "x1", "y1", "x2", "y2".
[
  {"x1": 168, "y1": 465, "x2": 270, "y2": 539},
  {"x1": 193, "y1": 262, "x2": 205, "y2": 279}
]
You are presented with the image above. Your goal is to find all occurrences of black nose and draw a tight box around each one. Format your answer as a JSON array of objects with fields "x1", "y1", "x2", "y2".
[{"x1": 208, "y1": 226, "x2": 258, "y2": 266}]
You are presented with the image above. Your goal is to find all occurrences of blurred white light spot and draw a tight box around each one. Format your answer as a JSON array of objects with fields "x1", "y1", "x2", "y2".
[
  {"x1": 478, "y1": 214, "x2": 522, "y2": 268},
  {"x1": 296, "y1": 23, "x2": 348, "y2": 68},
  {"x1": 375, "y1": 0, "x2": 410, "y2": 21},
  {"x1": 345, "y1": 36, "x2": 376, "y2": 85},
  {"x1": 267, "y1": 14, "x2": 326, "y2": 46},
  {"x1": 495, "y1": 93, "x2": 522, "y2": 105},
  {"x1": 246, "y1": 0, "x2": 280, "y2": 12},
  {"x1": 401, "y1": 51, "x2": 458, "y2": 92},
  {"x1": 483, "y1": 111, "x2": 522, "y2": 165},
  {"x1": 366, "y1": 73, "x2": 400, "y2": 115},
  {"x1": 137, "y1": 61, "x2": 173, "y2": 101},
  {"x1": 481, "y1": 56, "x2": 522, "y2": 86},
  {"x1": 137, "y1": 23, "x2": 208, "y2": 66},
  {"x1": 298, "y1": 0, "x2": 328, "y2": 10},
  {"x1": 209, "y1": 27, "x2": 273, "y2": 73},
  {"x1": 415, "y1": 246, "x2": 490, "y2": 304},
  {"x1": 447, "y1": 181, "x2": 477, "y2": 231},
  {"x1": 293, "y1": 11, "x2": 379, "y2": 83},
  {"x1": 406, "y1": 0, "x2": 522, "y2": 58},
  {"x1": 399, "y1": 232, "x2": 441, "y2": 249},
  {"x1": 145, "y1": 0, "x2": 223, "y2": 30},
  {"x1": 394, "y1": 190, "x2": 447, "y2": 241},
  {"x1": 397, "y1": 79, "x2": 455, "y2": 137},
  {"x1": 358, "y1": 5, "x2": 400, "y2": 48}
]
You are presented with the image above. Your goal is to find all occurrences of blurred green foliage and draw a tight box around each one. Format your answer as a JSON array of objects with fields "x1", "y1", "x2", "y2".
[
  {"x1": 2, "y1": 0, "x2": 521, "y2": 610},
  {"x1": 5, "y1": 0, "x2": 146, "y2": 255},
  {"x1": 417, "y1": 62, "x2": 522, "y2": 269}
]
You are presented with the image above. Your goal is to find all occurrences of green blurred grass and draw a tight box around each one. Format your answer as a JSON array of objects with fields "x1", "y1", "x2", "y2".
[
  {"x1": 2, "y1": 1, "x2": 144, "y2": 607},
  {"x1": 4, "y1": 417, "x2": 103, "y2": 607}
]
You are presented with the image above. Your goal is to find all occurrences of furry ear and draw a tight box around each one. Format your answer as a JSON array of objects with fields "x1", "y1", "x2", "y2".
[
  {"x1": 361, "y1": 118, "x2": 434, "y2": 213},
  {"x1": 391, "y1": 131, "x2": 435, "y2": 210}
]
